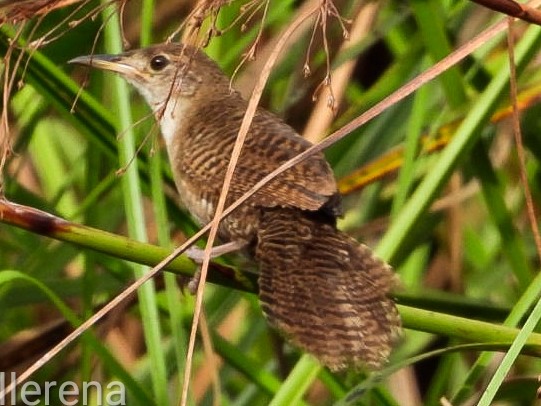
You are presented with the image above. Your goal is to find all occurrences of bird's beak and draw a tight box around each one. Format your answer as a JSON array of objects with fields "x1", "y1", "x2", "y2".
[{"x1": 69, "y1": 54, "x2": 139, "y2": 78}]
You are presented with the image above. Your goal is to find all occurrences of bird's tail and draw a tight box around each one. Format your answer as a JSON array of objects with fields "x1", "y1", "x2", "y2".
[{"x1": 255, "y1": 208, "x2": 401, "y2": 371}]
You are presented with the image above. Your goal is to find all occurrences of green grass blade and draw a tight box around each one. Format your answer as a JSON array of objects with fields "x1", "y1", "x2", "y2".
[
  {"x1": 477, "y1": 289, "x2": 541, "y2": 405},
  {"x1": 101, "y1": 5, "x2": 168, "y2": 404},
  {"x1": 268, "y1": 355, "x2": 320, "y2": 406},
  {"x1": 0, "y1": 270, "x2": 155, "y2": 405},
  {"x1": 377, "y1": 22, "x2": 541, "y2": 264}
]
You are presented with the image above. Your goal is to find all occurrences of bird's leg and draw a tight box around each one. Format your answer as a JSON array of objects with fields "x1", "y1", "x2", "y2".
[
  {"x1": 186, "y1": 240, "x2": 248, "y2": 293},
  {"x1": 186, "y1": 240, "x2": 247, "y2": 262}
]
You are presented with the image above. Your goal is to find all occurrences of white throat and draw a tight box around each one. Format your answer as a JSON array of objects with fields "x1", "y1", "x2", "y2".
[
  {"x1": 156, "y1": 97, "x2": 188, "y2": 149},
  {"x1": 130, "y1": 79, "x2": 188, "y2": 151}
]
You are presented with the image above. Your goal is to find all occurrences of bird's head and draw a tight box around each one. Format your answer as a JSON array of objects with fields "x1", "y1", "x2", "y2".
[{"x1": 70, "y1": 44, "x2": 229, "y2": 110}]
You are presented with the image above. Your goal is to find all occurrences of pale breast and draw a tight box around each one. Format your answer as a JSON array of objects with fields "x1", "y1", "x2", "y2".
[{"x1": 175, "y1": 177, "x2": 215, "y2": 226}]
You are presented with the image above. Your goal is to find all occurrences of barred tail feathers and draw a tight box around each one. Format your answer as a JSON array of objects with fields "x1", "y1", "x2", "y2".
[{"x1": 255, "y1": 208, "x2": 401, "y2": 371}]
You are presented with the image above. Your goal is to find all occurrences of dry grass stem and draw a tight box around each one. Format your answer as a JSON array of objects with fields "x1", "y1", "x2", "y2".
[
  {"x1": 229, "y1": 0, "x2": 271, "y2": 85},
  {"x1": 179, "y1": 4, "x2": 321, "y2": 405},
  {"x1": 235, "y1": 0, "x2": 320, "y2": 97},
  {"x1": 4, "y1": 1, "x2": 541, "y2": 402},
  {"x1": 3, "y1": 7, "x2": 532, "y2": 399},
  {"x1": 472, "y1": 0, "x2": 541, "y2": 25},
  {"x1": 303, "y1": 1, "x2": 379, "y2": 143},
  {"x1": 506, "y1": 17, "x2": 541, "y2": 260},
  {"x1": 193, "y1": 311, "x2": 221, "y2": 406},
  {"x1": 0, "y1": 0, "x2": 83, "y2": 23}
]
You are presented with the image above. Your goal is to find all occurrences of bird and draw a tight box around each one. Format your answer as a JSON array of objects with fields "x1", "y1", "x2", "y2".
[{"x1": 70, "y1": 44, "x2": 401, "y2": 371}]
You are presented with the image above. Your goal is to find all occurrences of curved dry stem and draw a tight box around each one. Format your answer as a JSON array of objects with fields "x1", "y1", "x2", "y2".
[
  {"x1": 27, "y1": 0, "x2": 110, "y2": 48},
  {"x1": 304, "y1": 0, "x2": 354, "y2": 119},
  {"x1": 0, "y1": 0, "x2": 84, "y2": 24},
  {"x1": 179, "y1": 4, "x2": 321, "y2": 406},
  {"x1": 472, "y1": 0, "x2": 541, "y2": 25},
  {"x1": 6, "y1": 1, "x2": 541, "y2": 401},
  {"x1": 196, "y1": 311, "x2": 221, "y2": 406},
  {"x1": 507, "y1": 18, "x2": 541, "y2": 264},
  {"x1": 0, "y1": 24, "x2": 26, "y2": 189},
  {"x1": 303, "y1": 2, "x2": 379, "y2": 142},
  {"x1": 230, "y1": 0, "x2": 271, "y2": 85}
]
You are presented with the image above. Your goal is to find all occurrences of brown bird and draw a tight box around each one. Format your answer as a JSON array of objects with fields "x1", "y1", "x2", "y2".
[{"x1": 70, "y1": 44, "x2": 401, "y2": 371}]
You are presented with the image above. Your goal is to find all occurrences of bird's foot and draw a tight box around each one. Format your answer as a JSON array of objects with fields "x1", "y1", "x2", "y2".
[
  {"x1": 187, "y1": 267, "x2": 202, "y2": 294},
  {"x1": 185, "y1": 241, "x2": 247, "y2": 294}
]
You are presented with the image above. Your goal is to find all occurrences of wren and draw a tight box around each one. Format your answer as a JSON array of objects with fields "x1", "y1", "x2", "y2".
[{"x1": 70, "y1": 44, "x2": 401, "y2": 371}]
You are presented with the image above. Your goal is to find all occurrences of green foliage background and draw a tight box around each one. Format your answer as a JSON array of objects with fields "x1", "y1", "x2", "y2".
[{"x1": 1, "y1": 0, "x2": 541, "y2": 405}]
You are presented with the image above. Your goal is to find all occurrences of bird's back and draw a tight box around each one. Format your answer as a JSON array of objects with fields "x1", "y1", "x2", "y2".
[{"x1": 167, "y1": 94, "x2": 341, "y2": 241}]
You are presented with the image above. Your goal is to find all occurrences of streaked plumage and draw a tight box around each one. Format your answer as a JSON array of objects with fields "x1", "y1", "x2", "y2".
[{"x1": 70, "y1": 44, "x2": 401, "y2": 370}]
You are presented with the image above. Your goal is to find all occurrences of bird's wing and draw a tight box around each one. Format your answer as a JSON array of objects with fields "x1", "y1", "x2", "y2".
[
  {"x1": 231, "y1": 107, "x2": 339, "y2": 213},
  {"x1": 177, "y1": 99, "x2": 341, "y2": 215}
]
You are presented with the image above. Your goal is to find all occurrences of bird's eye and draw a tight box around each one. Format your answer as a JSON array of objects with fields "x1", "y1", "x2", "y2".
[{"x1": 150, "y1": 54, "x2": 169, "y2": 71}]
